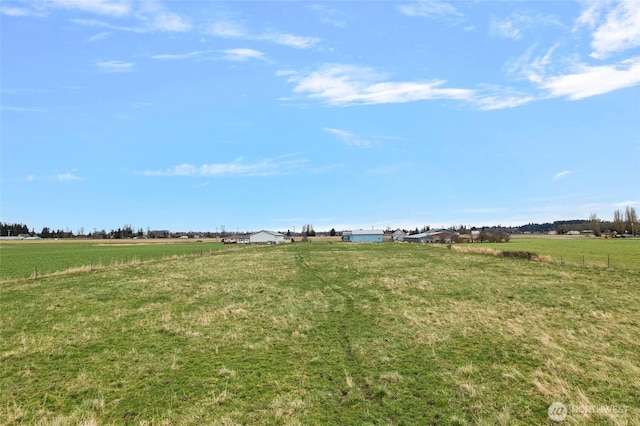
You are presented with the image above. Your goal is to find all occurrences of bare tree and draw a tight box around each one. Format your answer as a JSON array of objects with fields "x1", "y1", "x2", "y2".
[
  {"x1": 589, "y1": 213, "x2": 601, "y2": 236},
  {"x1": 625, "y1": 206, "x2": 638, "y2": 236},
  {"x1": 613, "y1": 209, "x2": 625, "y2": 234}
]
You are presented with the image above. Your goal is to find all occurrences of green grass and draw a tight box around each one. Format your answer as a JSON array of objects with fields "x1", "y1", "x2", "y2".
[
  {"x1": 1, "y1": 242, "x2": 638, "y2": 425},
  {"x1": 0, "y1": 240, "x2": 230, "y2": 279},
  {"x1": 482, "y1": 237, "x2": 640, "y2": 270}
]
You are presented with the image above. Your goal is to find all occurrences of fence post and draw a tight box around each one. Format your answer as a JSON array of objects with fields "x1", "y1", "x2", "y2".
[{"x1": 583, "y1": 255, "x2": 585, "y2": 267}]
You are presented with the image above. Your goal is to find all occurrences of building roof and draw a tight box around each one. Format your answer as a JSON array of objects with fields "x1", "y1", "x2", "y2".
[
  {"x1": 351, "y1": 229, "x2": 384, "y2": 235},
  {"x1": 404, "y1": 229, "x2": 458, "y2": 239},
  {"x1": 252, "y1": 230, "x2": 284, "y2": 237}
]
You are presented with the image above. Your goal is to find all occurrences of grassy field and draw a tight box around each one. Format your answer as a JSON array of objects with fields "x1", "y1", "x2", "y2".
[
  {"x1": 482, "y1": 236, "x2": 640, "y2": 270},
  {"x1": 0, "y1": 239, "x2": 231, "y2": 279},
  {"x1": 1, "y1": 242, "x2": 638, "y2": 424}
]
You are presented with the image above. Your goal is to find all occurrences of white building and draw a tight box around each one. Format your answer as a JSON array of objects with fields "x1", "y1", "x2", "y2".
[
  {"x1": 249, "y1": 230, "x2": 285, "y2": 244},
  {"x1": 403, "y1": 229, "x2": 458, "y2": 243}
]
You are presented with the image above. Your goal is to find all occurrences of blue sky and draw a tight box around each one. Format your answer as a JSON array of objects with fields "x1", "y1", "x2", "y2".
[{"x1": 1, "y1": 0, "x2": 639, "y2": 233}]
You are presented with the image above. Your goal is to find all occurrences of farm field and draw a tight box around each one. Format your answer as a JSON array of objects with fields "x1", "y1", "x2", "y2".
[
  {"x1": 0, "y1": 239, "x2": 231, "y2": 280},
  {"x1": 482, "y1": 236, "x2": 640, "y2": 270},
  {"x1": 1, "y1": 242, "x2": 639, "y2": 424}
]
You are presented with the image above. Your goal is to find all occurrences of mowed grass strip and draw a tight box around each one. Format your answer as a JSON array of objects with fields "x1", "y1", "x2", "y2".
[{"x1": 1, "y1": 242, "x2": 638, "y2": 424}]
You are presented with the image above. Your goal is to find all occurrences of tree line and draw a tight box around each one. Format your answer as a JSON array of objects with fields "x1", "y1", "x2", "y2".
[
  {"x1": 587, "y1": 206, "x2": 637, "y2": 237},
  {"x1": 1, "y1": 206, "x2": 637, "y2": 239},
  {"x1": 1, "y1": 223, "x2": 158, "y2": 239}
]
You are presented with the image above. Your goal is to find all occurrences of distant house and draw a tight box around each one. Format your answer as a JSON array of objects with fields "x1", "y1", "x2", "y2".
[
  {"x1": 148, "y1": 230, "x2": 170, "y2": 238},
  {"x1": 345, "y1": 229, "x2": 384, "y2": 243},
  {"x1": 392, "y1": 229, "x2": 406, "y2": 241},
  {"x1": 249, "y1": 230, "x2": 285, "y2": 244},
  {"x1": 404, "y1": 229, "x2": 458, "y2": 243},
  {"x1": 342, "y1": 231, "x2": 353, "y2": 242}
]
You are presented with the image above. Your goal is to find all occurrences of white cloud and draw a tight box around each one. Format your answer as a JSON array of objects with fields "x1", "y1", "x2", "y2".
[
  {"x1": 576, "y1": 0, "x2": 640, "y2": 59},
  {"x1": 552, "y1": 170, "x2": 576, "y2": 181},
  {"x1": 208, "y1": 20, "x2": 248, "y2": 38},
  {"x1": 490, "y1": 11, "x2": 563, "y2": 40},
  {"x1": 490, "y1": 16, "x2": 523, "y2": 40},
  {"x1": 507, "y1": 44, "x2": 560, "y2": 84},
  {"x1": 142, "y1": 155, "x2": 308, "y2": 177},
  {"x1": 56, "y1": 172, "x2": 81, "y2": 181},
  {"x1": 88, "y1": 31, "x2": 111, "y2": 42},
  {"x1": 221, "y1": 48, "x2": 265, "y2": 62},
  {"x1": 151, "y1": 51, "x2": 208, "y2": 60},
  {"x1": 540, "y1": 57, "x2": 640, "y2": 100},
  {"x1": 473, "y1": 93, "x2": 535, "y2": 110},
  {"x1": 282, "y1": 64, "x2": 473, "y2": 106},
  {"x1": 207, "y1": 20, "x2": 319, "y2": 49},
  {"x1": 259, "y1": 31, "x2": 319, "y2": 49},
  {"x1": 49, "y1": 0, "x2": 131, "y2": 17},
  {"x1": 137, "y1": 5, "x2": 191, "y2": 32},
  {"x1": 323, "y1": 128, "x2": 372, "y2": 148},
  {"x1": 509, "y1": 41, "x2": 640, "y2": 100},
  {"x1": 398, "y1": 1, "x2": 461, "y2": 20},
  {"x1": 0, "y1": 5, "x2": 45, "y2": 17},
  {"x1": 71, "y1": 18, "x2": 139, "y2": 32},
  {"x1": 150, "y1": 48, "x2": 265, "y2": 62},
  {"x1": 96, "y1": 60, "x2": 135, "y2": 73},
  {"x1": 15, "y1": 0, "x2": 192, "y2": 33},
  {"x1": 309, "y1": 4, "x2": 348, "y2": 27}
]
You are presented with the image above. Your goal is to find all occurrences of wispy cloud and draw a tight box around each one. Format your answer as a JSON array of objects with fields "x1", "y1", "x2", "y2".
[
  {"x1": 398, "y1": 0, "x2": 464, "y2": 25},
  {"x1": 221, "y1": 48, "x2": 265, "y2": 62},
  {"x1": 490, "y1": 17, "x2": 522, "y2": 40},
  {"x1": 88, "y1": 31, "x2": 111, "y2": 42},
  {"x1": 490, "y1": 11, "x2": 563, "y2": 40},
  {"x1": 137, "y1": 3, "x2": 191, "y2": 32},
  {"x1": 0, "y1": 5, "x2": 46, "y2": 17},
  {"x1": 17, "y1": 0, "x2": 191, "y2": 33},
  {"x1": 57, "y1": 172, "x2": 81, "y2": 181},
  {"x1": 474, "y1": 94, "x2": 535, "y2": 110},
  {"x1": 552, "y1": 170, "x2": 576, "y2": 181},
  {"x1": 0, "y1": 105, "x2": 42, "y2": 112},
  {"x1": 309, "y1": 4, "x2": 348, "y2": 27},
  {"x1": 208, "y1": 20, "x2": 248, "y2": 38},
  {"x1": 96, "y1": 60, "x2": 135, "y2": 73},
  {"x1": 540, "y1": 57, "x2": 640, "y2": 100},
  {"x1": 575, "y1": 0, "x2": 640, "y2": 59},
  {"x1": 509, "y1": 42, "x2": 640, "y2": 100},
  {"x1": 49, "y1": 0, "x2": 131, "y2": 17},
  {"x1": 151, "y1": 51, "x2": 209, "y2": 60},
  {"x1": 323, "y1": 128, "x2": 372, "y2": 148},
  {"x1": 207, "y1": 19, "x2": 319, "y2": 49},
  {"x1": 150, "y1": 48, "x2": 265, "y2": 62},
  {"x1": 142, "y1": 155, "x2": 308, "y2": 177},
  {"x1": 398, "y1": 1, "x2": 462, "y2": 21},
  {"x1": 282, "y1": 64, "x2": 473, "y2": 106}
]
